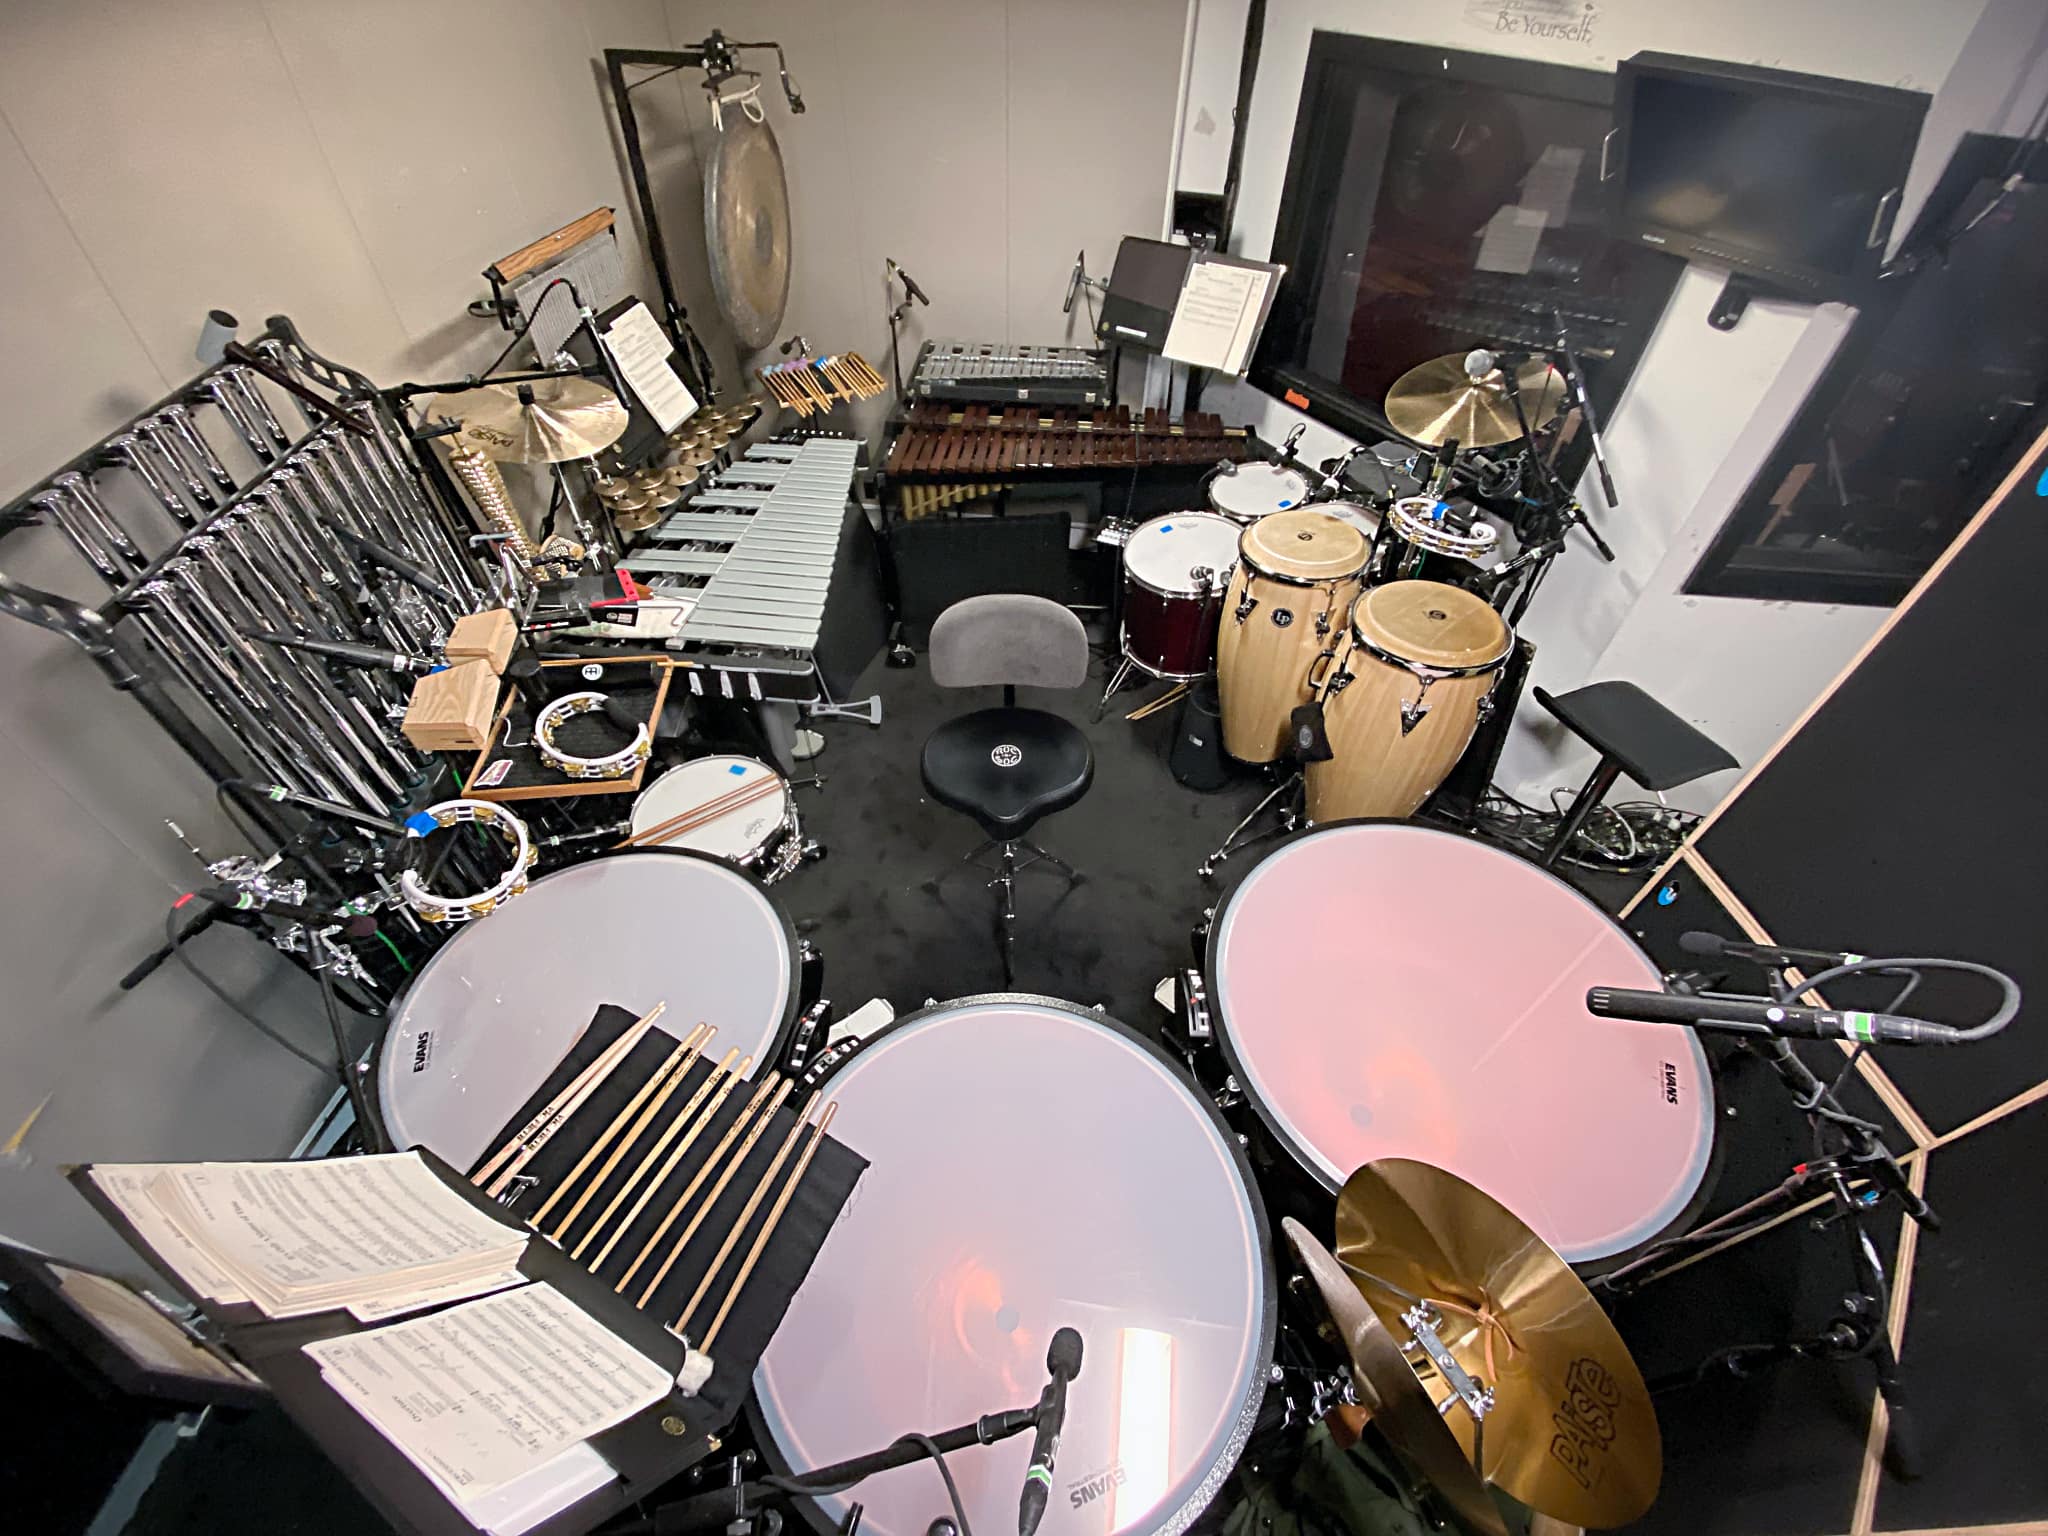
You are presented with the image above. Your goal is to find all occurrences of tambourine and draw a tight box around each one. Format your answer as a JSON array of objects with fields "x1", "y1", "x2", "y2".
[
  {"x1": 532, "y1": 691, "x2": 652, "y2": 781},
  {"x1": 1385, "y1": 495, "x2": 1499, "y2": 561},
  {"x1": 399, "y1": 799, "x2": 536, "y2": 924}
]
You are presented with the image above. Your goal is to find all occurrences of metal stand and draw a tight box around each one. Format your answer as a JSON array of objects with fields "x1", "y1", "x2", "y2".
[
  {"x1": 1095, "y1": 654, "x2": 1137, "y2": 718},
  {"x1": 947, "y1": 837, "x2": 1079, "y2": 986},
  {"x1": 1199, "y1": 768, "x2": 1302, "y2": 880}
]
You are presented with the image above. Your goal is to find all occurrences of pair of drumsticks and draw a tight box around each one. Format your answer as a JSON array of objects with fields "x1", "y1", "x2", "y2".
[
  {"x1": 610, "y1": 772, "x2": 783, "y2": 851},
  {"x1": 465, "y1": 1003, "x2": 837, "y2": 1385}
]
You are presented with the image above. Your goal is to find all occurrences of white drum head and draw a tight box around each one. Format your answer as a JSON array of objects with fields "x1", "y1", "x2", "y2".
[
  {"x1": 754, "y1": 998, "x2": 1272, "y2": 1536},
  {"x1": 1208, "y1": 824, "x2": 1714, "y2": 1263},
  {"x1": 1207, "y1": 462, "x2": 1310, "y2": 520},
  {"x1": 631, "y1": 756, "x2": 788, "y2": 862},
  {"x1": 378, "y1": 852, "x2": 796, "y2": 1167},
  {"x1": 1123, "y1": 513, "x2": 1241, "y2": 595},
  {"x1": 1318, "y1": 499, "x2": 1382, "y2": 540}
]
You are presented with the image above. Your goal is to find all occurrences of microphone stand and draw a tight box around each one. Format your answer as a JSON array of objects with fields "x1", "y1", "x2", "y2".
[
  {"x1": 1592, "y1": 965, "x2": 1934, "y2": 1481},
  {"x1": 1551, "y1": 309, "x2": 1619, "y2": 510}
]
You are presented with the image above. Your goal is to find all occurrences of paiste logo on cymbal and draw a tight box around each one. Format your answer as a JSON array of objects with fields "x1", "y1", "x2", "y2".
[{"x1": 1548, "y1": 1355, "x2": 1623, "y2": 1489}]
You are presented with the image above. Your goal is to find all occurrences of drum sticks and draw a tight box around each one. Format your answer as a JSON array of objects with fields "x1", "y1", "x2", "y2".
[
  {"x1": 529, "y1": 1025, "x2": 712, "y2": 1230},
  {"x1": 565, "y1": 1048, "x2": 741, "y2": 1258},
  {"x1": 582, "y1": 1054, "x2": 753, "y2": 1271},
  {"x1": 670, "y1": 1090, "x2": 822, "y2": 1339},
  {"x1": 627, "y1": 1075, "x2": 793, "y2": 1305},
  {"x1": 473, "y1": 1002, "x2": 669, "y2": 1198},
  {"x1": 696, "y1": 1100, "x2": 837, "y2": 1351},
  {"x1": 612, "y1": 775, "x2": 782, "y2": 851}
]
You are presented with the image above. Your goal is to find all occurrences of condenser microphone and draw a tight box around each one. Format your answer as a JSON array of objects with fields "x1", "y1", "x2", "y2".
[
  {"x1": 237, "y1": 628, "x2": 438, "y2": 677},
  {"x1": 1679, "y1": 930, "x2": 1868, "y2": 972},
  {"x1": 887, "y1": 259, "x2": 931, "y2": 306},
  {"x1": 1019, "y1": 1328, "x2": 1084, "y2": 1536},
  {"x1": 1586, "y1": 986, "x2": 1961, "y2": 1046},
  {"x1": 220, "y1": 779, "x2": 410, "y2": 840},
  {"x1": 1463, "y1": 348, "x2": 1496, "y2": 380}
]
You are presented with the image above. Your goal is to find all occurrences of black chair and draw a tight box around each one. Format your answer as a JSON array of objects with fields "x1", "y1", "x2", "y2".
[
  {"x1": 1533, "y1": 681, "x2": 1738, "y2": 868},
  {"x1": 920, "y1": 595, "x2": 1094, "y2": 979}
]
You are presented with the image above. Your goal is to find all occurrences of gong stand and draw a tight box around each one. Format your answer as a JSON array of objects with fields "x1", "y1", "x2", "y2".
[{"x1": 606, "y1": 34, "x2": 806, "y2": 398}]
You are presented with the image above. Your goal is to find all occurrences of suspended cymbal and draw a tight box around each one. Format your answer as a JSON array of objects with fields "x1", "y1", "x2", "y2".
[
  {"x1": 1336, "y1": 1161, "x2": 1660, "y2": 1529},
  {"x1": 1384, "y1": 354, "x2": 1564, "y2": 449},
  {"x1": 427, "y1": 377, "x2": 629, "y2": 463},
  {"x1": 1283, "y1": 1218, "x2": 1507, "y2": 1536}
]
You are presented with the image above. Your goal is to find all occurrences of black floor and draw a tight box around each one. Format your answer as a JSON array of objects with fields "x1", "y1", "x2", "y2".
[{"x1": 97, "y1": 646, "x2": 1667, "y2": 1536}]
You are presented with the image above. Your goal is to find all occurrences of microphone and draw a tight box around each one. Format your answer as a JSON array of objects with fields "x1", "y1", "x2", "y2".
[
  {"x1": 1586, "y1": 986, "x2": 1961, "y2": 1046},
  {"x1": 1019, "y1": 1328, "x2": 1083, "y2": 1536},
  {"x1": 220, "y1": 779, "x2": 410, "y2": 840},
  {"x1": 1463, "y1": 348, "x2": 1495, "y2": 381},
  {"x1": 1680, "y1": 930, "x2": 1867, "y2": 972},
  {"x1": 339, "y1": 529, "x2": 459, "y2": 606},
  {"x1": 238, "y1": 628, "x2": 439, "y2": 677},
  {"x1": 184, "y1": 886, "x2": 337, "y2": 926},
  {"x1": 887, "y1": 259, "x2": 930, "y2": 306}
]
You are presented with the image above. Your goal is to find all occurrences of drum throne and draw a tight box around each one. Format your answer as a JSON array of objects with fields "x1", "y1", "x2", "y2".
[{"x1": 919, "y1": 595, "x2": 1095, "y2": 981}]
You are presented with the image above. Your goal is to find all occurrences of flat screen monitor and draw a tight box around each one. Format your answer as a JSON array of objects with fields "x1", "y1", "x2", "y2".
[{"x1": 1612, "y1": 53, "x2": 1927, "y2": 296}]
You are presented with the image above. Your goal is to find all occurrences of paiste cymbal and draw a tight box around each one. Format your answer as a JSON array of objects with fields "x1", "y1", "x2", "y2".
[
  {"x1": 1283, "y1": 1218, "x2": 1507, "y2": 1536},
  {"x1": 1336, "y1": 1160, "x2": 1660, "y2": 1529},
  {"x1": 427, "y1": 377, "x2": 629, "y2": 464},
  {"x1": 1384, "y1": 353, "x2": 1565, "y2": 450}
]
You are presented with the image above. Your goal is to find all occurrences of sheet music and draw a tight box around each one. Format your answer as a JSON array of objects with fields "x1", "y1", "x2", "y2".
[
  {"x1": 347, "y1": 1266, "x2": 529, "y2": 1323},
  {"x1": 1162, "y1": 260, "x2": 1274, "y2": 374},
  {"x1": 603, "y1": 302, "x2": 699, "y2": 433},
  {"x1": 306, "y1": 1284, "x2": 670, "y2": 1509},
  {"x1": 88, "y1": 1165, "x2": 249, "y2": 1303}
]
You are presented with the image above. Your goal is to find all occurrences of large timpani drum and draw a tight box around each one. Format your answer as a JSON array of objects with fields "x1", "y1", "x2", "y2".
[
  {"x1": 1205, "y1": 824, "x2": 1715, "y2": 1265},
  {"x1": 630, "y1": 755, "x2": 803, "y2": 882},
  {"x1": 753, "y1": 996, "x2": 1274, "y2": 1536},
  {"x1": 1305, "y1": 580, "x2": 1512, "y2": 821},
  {"x1": 1216, "y1": 510, "x2": 1368, "y2": 763},
  {"x1": 377, "y1": 851, "x2": 800, "y2": 1167},
  {"x1": 1206, "y1": 460, "x2": 1311, "y2": 523},
  {"x1": 1118, "y1": 512, "x2": 1241, "y2": 679}
]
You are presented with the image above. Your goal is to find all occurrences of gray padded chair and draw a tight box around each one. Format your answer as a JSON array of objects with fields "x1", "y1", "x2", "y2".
[{"x1": 921, "y1": 595, "x2": 1094, "y2": 979}]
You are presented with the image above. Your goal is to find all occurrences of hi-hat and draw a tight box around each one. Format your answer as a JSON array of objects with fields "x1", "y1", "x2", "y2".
[
  {"x1": 1282, "y1": 1218, "x2": 1507, "y2": 1536},
  {"x1": 1384, "y1": 354, "x2": 1564, "y2": 449},
  {"x1": 1336, "y1": 1160, "x2": 1660, "y2": 1529},
  {"x1": 427, "y1": 377, "x2": 629, "y2": 463}
]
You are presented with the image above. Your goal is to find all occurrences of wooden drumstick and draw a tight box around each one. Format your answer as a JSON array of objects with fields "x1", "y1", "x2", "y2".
[
  {"x1": 570, "y1": 1049, "x2": 741, "y2": 1260},
  {"x1": 585, "y1": 1054, "x2": 753, "y2": 1271},
  {"x1": 671, "y1": 1090, "x2": 822, "y2": 1337},
  {"x1": 793, "y1": 362, "x2": 831, "y2": 413},
  {"x1": 539, "y1": 1032, "x2": 706, "y2": 1239},
  {"x1": 630, "y1": 1076, "x2": 794, "y2": 1306},
  {"x1": 472, "y1": 1005, "x2": 658, "y2": 1186},
  {"x1": 613, "y1": 775, "x2": 783, "y2": 851},
  {"x1": 850, "y1": 353, "x2": 887, "y2": 393},
  {"x1": 616, "y1": 1071, "x2": 786, "y2": 1295},
  {"x1": 697, "y1": 1100, "x2": 836, "y2": 1350},
  {"x1": 529, "y1": 1024, "x2": 710, "y2": 1229},
  {"x1": 483, "y1": 1004, "x2": 671, "y2": 1199}
]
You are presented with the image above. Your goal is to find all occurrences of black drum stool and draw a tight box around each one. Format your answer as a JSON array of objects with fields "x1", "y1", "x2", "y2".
[{"x1": 1534, "y1": 681, "x2": 1737, "y2": 869}]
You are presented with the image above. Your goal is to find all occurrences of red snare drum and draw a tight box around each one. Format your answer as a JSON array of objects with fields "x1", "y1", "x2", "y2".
[
  {"x1": 1205, "y1": 822, "x2": 1716, "y2": 1265},
  {"x1": 1119, "y1": 512, "x2": 1241, "y2": 679}
]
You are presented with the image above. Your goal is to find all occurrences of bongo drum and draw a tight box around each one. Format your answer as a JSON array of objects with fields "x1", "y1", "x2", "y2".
[
  {"x1": 1216, "y1": 510, "x2": 1368, "y2": 763},
  {"x1": 1206, "y1": 460, "x2": 1312, "y2": 523},
  {"x1": 1118, "y1": 512, "x2": 1241, "y2": 678},
  {"x1": 1305, "y1": 580, "x2": 1511, "y2": 820}
]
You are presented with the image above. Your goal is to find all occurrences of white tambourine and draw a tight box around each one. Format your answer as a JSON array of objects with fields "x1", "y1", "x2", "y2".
[
  {"x1": 532, "y1": 691, "x2": 652, "y2": 781},
  {"x1": 1386, "y1": 495, "x2": 1499, "y2": 561},
  {"x1": 399, "y1": 799, "x2": 537, "y2": 924}
]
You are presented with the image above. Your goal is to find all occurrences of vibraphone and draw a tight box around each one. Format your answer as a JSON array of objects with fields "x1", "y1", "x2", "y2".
[{"x1": 882, "y1": 404, "x2": 1253, "y2": 521}]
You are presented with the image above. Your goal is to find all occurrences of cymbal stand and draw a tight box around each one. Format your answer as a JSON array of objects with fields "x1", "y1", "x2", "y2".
[{"x1": 1199, "y1": 767, "x2": 1303, "y2": 880}]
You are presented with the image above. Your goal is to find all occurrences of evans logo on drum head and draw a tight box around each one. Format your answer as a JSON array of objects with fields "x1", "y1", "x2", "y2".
[
  {"x1": 991, "y1": 743, "x2": 1023, "y2": 767},
  {"x1": 410, "y1": 1030, "x2": 434, "y2": 1074}
]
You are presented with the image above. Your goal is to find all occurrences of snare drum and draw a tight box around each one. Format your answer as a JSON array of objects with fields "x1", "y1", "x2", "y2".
[
  {"x1": 1119, "y1": 512, "x2": 1240, "y2": 679},
  {"x1": 1207, "y1": 460, "x2": 1312, "y2": 523},
  {"x1": 630, "y1": 755, "x2": 804, "y2": 882},
  {"x1": 1305, "y1": 581, "x2": 1512, "y2": 821},
  {"x1": 1205, "y1": 824, "x2": 1715, "y2": 1265},
  {"x1": 1216, "y1": 510, "x2": 1369, "y2": 763},
  {"x1": 377, "y1": 850, "x2": 800, "y2": 1167},
  {"x1": 753, "y1": 996, "x2": 1274, "y2": 1536}
]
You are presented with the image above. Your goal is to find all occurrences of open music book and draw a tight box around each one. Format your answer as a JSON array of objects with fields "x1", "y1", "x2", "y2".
[{"x1": 86, "y1": 1154, "x2": 528, "y2": 1321}]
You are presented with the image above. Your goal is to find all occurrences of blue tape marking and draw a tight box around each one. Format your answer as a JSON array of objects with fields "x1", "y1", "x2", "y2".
[
  {"x1": 404, "y1": 811, "x2": 439, "y2": 838},
  {"x1": 729, "y1": 763, "x2": 747, "y2": 774},
  {"x1": 1277, "y1": 499, "x2": 1295, "y2": 508},
  {"x1": 1160, "y1": 522, "x2": 1175, "y2": 532}
]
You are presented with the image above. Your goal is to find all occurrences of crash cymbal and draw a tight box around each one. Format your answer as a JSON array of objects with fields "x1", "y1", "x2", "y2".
[
  {"x1": 426, "y1": 377, "x2": 629, "y2": 464},
  {"x1": 1335, "y1": 1161, "x2": 1660, "y2": 1529},
  {"x1": 1384, "y1": 354, "x2": 1564, "y2": 450},
  {"x1": 1283, "y1": 1218, "x2": 1507, "y2": 1536}
]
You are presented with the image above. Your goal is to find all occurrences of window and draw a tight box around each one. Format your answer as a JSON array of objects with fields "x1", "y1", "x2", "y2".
[
  {"x1": 1252, "y1": 33, "x2": 1682, "y2": 483},
  {"x1": 1687, "y1": 132, "x2": 2048, "y2": 605}
]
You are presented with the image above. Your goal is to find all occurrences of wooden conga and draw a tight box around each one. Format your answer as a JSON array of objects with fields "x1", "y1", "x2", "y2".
[
  {"x1": 1216, "y1": 510, "x2": 1369, "y2": 763},
  {"x1": 1306, "y1": 580, "x2": 1512, "y2": 820}
]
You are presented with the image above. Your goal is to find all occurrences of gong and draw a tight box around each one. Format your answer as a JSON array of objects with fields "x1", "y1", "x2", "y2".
[{"x1": 704, "y1": 113, "x2": 793, "y2": 351}]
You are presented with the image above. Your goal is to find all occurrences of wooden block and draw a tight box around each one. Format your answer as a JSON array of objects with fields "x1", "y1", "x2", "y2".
[
  {"x1": 445, "y1": 608, "x2": 517, "y2": 673},
  {"x1": 402, "y1": 660, "x2": 500, "y2": 752}
]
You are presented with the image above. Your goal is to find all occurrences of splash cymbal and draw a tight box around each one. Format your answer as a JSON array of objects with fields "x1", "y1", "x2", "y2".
[
  {"x1": 1384, "y1": 354, "x2": 1564, "y2": 449},
  {"x1": 1335, "y1": 1160, "x2": 1660, "y2": 1528},
  {"x1": 426, "y1": 376, "x2": 629, "y2": 464},
  {"x1": 1283, "y1": 1218, "x2": 1507, "y2": 1536}
]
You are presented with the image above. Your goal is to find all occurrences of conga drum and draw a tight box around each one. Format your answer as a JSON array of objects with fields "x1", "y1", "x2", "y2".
[
  {"x1": 1306, "y1": 580, "x2": 1511, "y2": 820},
  {"x1": 1119, "y1": 511, "x2": 1242, "y2": 678},
  {"x1": 1217, "y1": 511, "x2": 1369, "y2": 763}
]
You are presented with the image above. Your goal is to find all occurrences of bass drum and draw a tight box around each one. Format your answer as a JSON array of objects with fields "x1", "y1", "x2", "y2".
[
  {"x1": 752, "y1": 996, "x2": 1275, "y2": 1536},
  {"x1": 1204, "y1": 824, "x2": 1716, "y2": 1266},
  {"x1": 376, "y1": 850, "x2": 800, "y2": 1168}
]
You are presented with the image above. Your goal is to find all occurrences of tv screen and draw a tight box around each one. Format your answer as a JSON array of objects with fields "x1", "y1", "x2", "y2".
[{"x1": 1615, "y1": 54, "x2": 1926, "y2": 294}]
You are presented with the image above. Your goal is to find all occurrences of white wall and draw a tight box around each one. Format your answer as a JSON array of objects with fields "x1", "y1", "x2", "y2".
[
  {"x1": 1177, "y1": 0, "x2": 1252, "y2": 196},
  {"x1": 1205, "y1": 0, "x2": 2047, "y2": 811}
]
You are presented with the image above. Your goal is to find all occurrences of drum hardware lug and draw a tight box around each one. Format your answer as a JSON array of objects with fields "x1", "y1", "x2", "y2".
[
  {"x1": 1268, "y1": 1363, "x2": 1286, "y2": 1385},
  {"x1": 1234, "y1": 592, "x2": 1258, "y2": 624},
  {"x1": 1399, "y1": 697, "x2": 1432, "y2": 735}
]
